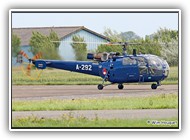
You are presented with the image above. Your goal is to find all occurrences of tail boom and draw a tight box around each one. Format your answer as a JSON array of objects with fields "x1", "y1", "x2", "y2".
[{"x1": 34, "y1": 60, "x2": 100, "y2": 76}]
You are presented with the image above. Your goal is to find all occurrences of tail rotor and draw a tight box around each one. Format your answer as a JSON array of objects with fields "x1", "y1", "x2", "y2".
[{"x1": 19, "y1": 51, "x2": 43, "y2": 80}]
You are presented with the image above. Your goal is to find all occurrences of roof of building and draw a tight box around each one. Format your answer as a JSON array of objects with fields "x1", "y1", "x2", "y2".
[{"x1": 12, "y1": 26, "x2": 110, "y2": 46}]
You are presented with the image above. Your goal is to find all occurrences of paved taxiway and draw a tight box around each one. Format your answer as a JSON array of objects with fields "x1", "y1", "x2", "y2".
[
  {"x1": 12, "y1": 85, "x2": 178, "y2": 120},
  {"x1": 12, "y1": 85, "x2": 178, "y2": 100},
  {"x1": 12, "y1": 109, "x2": 178, "y2": 119}
]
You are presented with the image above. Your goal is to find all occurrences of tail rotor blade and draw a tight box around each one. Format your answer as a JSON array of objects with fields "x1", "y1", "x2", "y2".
[
  {"x1": 19, "y1": 50, "x2": 29, "y2": 59},
  {"x1": 26, "y1": 63, "x2": 32, "y2": 76},
  {"x1": 32, "y1": 52, "x2": 42, "y2": 60}
]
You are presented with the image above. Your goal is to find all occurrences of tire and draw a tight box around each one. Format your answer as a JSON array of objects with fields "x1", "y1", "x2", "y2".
[
  {"x1": 97, "y1": 84, "x2": 104, "y2": 90},
  {"x1": 151, "y1": 84, "x2": 157, "y2": 89},
  {"x1": 118, "y1": 84, "x2": 124, "y2": 90}
]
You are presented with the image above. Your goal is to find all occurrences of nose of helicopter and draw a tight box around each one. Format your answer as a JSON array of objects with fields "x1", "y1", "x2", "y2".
[{"x1": 162, "y1": 60, "x2": 170, "y2": 77}]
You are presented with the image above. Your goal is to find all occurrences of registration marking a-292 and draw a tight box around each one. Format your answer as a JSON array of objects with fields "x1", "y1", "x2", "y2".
[{"x1": 76, "y1": 64, "x2": 92, "y2": 71}]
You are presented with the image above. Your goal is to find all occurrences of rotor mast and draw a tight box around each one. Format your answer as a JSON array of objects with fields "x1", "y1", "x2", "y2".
[{"x1": 122, "y1": 42, "x2": 128, "y2": 56}]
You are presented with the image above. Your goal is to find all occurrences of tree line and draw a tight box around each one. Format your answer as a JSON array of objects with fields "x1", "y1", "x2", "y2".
[
  {"x1": 97, "y1": 28, "x2": 178, "y2": 66},
  {"x1": 12, "y1": 27, "x2": 178, "y2": 66}
]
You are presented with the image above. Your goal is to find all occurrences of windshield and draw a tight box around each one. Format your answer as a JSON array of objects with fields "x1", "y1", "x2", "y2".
[
  {"x1": 148, "y1": 56, "x2": 163, "y2": 70},
  {"x1": 162, "y1": 59, "x2": 170, "y2": 70},
  {"x1": 145, "y1": 55, "x2": 169, "y2": 76}
]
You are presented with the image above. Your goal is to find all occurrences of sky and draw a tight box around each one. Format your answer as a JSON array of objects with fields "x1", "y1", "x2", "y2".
[{"x1": 12, "y1": 11, "x2": 179, "y2": 38}]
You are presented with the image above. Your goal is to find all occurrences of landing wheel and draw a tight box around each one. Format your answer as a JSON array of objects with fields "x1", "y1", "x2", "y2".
[
  {"x1": 151, "y1": 84, "x2": 157, "y2": 89},
  {"x1": 118, "y1": 84, "x2": 124, "y2": 90},
  {"x1": 97, "y1": 84, "x2": 104, "y2": 90}
]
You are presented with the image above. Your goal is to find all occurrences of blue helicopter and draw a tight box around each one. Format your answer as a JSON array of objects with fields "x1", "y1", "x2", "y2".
[{"x1": 19, "y1": 42, "x2": 170, "y2": 90}]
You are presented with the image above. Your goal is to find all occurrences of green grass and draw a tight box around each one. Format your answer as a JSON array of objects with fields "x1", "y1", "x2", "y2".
[
  {"x1": 12, "y1": 66, "x2": 178, "y2": 85},
  {"x1": 12, "y1": 93, "x2": 178, "y2": 111},
  {"x1": 12, "y1": 68, "x2": 102, "y2": 85},
  {"x1": 12, "y1": 116, "x2": 178, "y2": 128},
  {"x1": 162, "y1": 67, "x2": 178, "y2": 85}
]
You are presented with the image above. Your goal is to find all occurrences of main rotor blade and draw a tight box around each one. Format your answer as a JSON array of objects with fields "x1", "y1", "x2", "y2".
[
  {"x1": 52, "y1": 40, "x2": 109, "y2": 45},
  {"x1": 51, "y1": 41, "x2": 129, "y2": 46},
  {"x1": 51, "y1": 41, "x2": 178, "y2": 46}
]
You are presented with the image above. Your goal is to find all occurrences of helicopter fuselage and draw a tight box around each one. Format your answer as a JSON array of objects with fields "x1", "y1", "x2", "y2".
[{"x1": 34, "y1": 54, "x2": 169, "y2": 85}]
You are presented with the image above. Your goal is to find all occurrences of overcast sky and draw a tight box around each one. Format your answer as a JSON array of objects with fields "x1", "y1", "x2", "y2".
[{"x1": 12, "y1": 11, "x2": 178, "y2": 38}]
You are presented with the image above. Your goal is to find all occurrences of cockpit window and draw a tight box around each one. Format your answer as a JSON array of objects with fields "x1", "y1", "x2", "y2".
[
  {"x1": 122, "y1": 57, "x2": 137, "y2": 65},
  {"x1": 137, "y1": 57, "x2": 147, "y2": 66},
  {"x1": 137, "y1": 57, "x2": 148, "y2": 74},
  {"x1": 147, "y1": 55, "x2": 163, "y2": 76}
]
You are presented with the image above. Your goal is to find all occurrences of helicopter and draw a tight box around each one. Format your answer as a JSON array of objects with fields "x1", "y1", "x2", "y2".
[{"x1": 18, "y1": 42, "x2": 170, "y2": 90}]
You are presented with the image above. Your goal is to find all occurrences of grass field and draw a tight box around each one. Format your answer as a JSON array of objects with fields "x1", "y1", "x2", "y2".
[
  {"x1": 12, "y1": 66, "x2": 178, "y2": 85},
  {"x1": 12, "y1": 93, "x2": 178, "y2": 111},
  {"x1": 12, "y1": 66, "x2": 178, "y2": 128},
  {"x1": 12, "y1": 93, "x2": 178, "y2": 128},
  {"x1": 12, "y1": 116, "x2": 178, "y2": 128}
]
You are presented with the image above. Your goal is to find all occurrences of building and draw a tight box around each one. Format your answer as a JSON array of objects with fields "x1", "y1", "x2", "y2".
[{"x1": 12, "y1": 26, "x2": 110, "y2": 63}]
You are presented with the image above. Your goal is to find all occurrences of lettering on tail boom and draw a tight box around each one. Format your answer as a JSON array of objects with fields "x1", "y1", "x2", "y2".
[{"x1": 76, "y1": 64, "x2": 92, "y2": 71}]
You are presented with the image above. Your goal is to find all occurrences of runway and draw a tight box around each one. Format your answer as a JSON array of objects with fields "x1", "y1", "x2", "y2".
[
  {"x1": 12, "y1": 85, "x2": 178, "y2": 120},
  {"x1": 12, "y1": 85, "x2": 178, "y2": 100}
]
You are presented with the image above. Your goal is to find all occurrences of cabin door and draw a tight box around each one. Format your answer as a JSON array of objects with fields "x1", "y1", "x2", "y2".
[{"x1": 137, "y1": 57, "x2": 148, "y2": 82}]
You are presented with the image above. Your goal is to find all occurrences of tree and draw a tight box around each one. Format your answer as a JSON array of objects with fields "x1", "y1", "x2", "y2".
[
  {"x1": 98, "y1": 27, "x2": 178, "y2": 66},
  {"x1": 160, "y1": 40, "x2": 178, "y2": 66},
  {"x1": 49, "y1": 29, "x2": 60, "y2": 49},
  {"x1": 103, "y1": 27, "x2": 124, "y2": 42},
  {"x1": 97, "y1": 28, "x2": 124, "y2": 54},
  {"x1": 125, "y1": 37, "x2": 161, "y2": 56},
  {"x1": 120, "y1": 31, "x2": 141, "y2": 41},
  {"x1": 152, "y1": 28, "x2": 178, "y2": 66},
  {"x1": 12, "y1": 34, "x2": 21, "y2": 57},
  {"x1": 99, "y1": 28, "x2": 161, "y2": 56},
  {"x1": 71, "y1": 35, "x2": 87, "y2": 61},
  {"x1": 153, "y1": 28, "x2": 178, "y2": 42},
  {"x1": 29, "y1": 31, "x2": 61, "y2": 60},
  {"x1": 96, "y1": 44, "x2": 123, "y2": 54}
]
